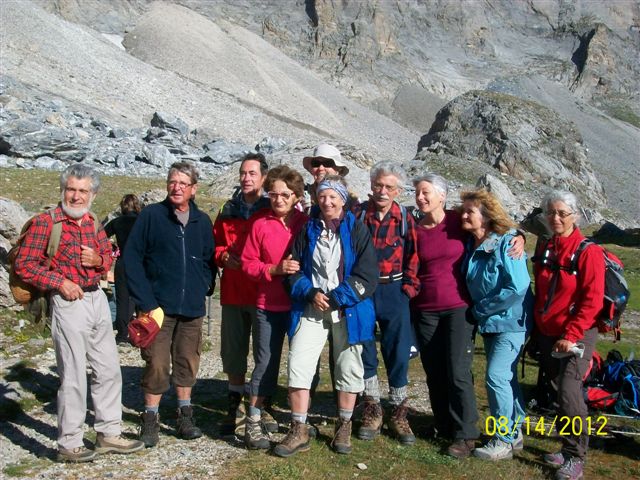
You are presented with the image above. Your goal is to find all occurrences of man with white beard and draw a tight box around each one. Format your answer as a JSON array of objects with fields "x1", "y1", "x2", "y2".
[{"x1": 14, "y1": 164, "x2": 144, "y2": 462}]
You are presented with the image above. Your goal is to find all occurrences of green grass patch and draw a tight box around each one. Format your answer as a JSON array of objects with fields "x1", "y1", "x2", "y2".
[{"x1": 0, "y1": 167, "x2": 224, "y2": 219}]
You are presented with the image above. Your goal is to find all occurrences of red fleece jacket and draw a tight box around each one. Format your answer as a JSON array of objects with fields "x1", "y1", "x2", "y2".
[{"x1": 533, "y1": 227, "x2": 605, "y2": 343}]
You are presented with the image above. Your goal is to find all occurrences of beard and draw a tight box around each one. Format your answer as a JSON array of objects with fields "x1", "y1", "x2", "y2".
[{"x1": 61, "y1": 195, "x2": 93, "y2": 219}]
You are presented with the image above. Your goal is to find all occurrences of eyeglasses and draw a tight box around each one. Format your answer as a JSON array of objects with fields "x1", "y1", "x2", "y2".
[
  {"x1": 372, "y1": 182, "x2": 398, "y2": 193},
  {"x1": 546, "y1": 209, "x2": 574, "y2": 219},
  {"x1": 168, "y1": 180, "x2": 193, "y2": 190},
  {"x1": 268, "y1": 191, "x2": 294, "y2": 200},
  {"x1": 310, "y1": 159, "x2": 336, "y2": 168}
]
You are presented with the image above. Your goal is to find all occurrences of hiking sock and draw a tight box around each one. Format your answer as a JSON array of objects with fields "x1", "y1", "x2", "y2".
[
  {"x1": 338, "y1": 408, "x2": 353, "y2": 422},
  {"x1": 229, "y1": 383, "x2": 245, "y2": 395},
  {"x1": 363, "y1": 376, "x2": 381, "y2": 403},
  {"x1": 145, "y1": 405, "x2": 160, "y2": 414},
  {"x1": 291, "y1": 412, "x2": 308, "y2": 424},
  {"x1": 177, "y1": 398, "x2": 191, "y2": 408},
  {"x1": 389, "y1": 386, "x2": 408, "y2": 406},
  {"x1": 248, "y1": 405, "x2": 261, "y2": 418}
]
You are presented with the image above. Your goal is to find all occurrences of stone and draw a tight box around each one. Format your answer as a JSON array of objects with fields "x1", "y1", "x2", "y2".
[
  {"x1": 0, "y1": 197, "x2": 30, "y2": 243},
  {"x1": 150, "y1": 112, "x2": 190, "y2": 137}
]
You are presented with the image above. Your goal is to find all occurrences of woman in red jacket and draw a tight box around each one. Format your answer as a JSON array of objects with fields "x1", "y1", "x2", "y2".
[{"x1": 533, "y1": 190, "x2": 604, "y2": 480}]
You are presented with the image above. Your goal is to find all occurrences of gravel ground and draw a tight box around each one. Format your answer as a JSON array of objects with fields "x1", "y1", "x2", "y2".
[
  {"x1": 3, "y1": 304, "x2": 637, "y2": 479},
  {"x1": 0, "y1": 300, "x2": 431, "y2": 480}
]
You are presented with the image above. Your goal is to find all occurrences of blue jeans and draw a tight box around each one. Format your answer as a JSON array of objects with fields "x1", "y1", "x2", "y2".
[
  {"x1": 483, "y1": 331, "x2": 526, "y2": 443},
  {"x1": 362, "y1": 281, "x2": 411, "y2": 388}
]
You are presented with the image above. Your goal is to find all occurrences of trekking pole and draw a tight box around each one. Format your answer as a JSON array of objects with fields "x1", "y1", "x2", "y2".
[{"x1": 207, "y1": 294, "x2": 212, "y2": 336}]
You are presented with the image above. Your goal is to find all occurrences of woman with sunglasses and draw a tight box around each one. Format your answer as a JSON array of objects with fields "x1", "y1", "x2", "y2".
[
  {"x1": 240, "y1": 165, "x2": 308, "y2": 450},
  {"x1": 533, "y1": 190, "x2": 604, "y2": 480}
]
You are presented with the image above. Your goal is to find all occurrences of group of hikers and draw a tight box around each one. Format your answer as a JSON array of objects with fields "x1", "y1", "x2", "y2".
[{"x1": 13, "y1": 143, "x2": 606, "y2": 480}]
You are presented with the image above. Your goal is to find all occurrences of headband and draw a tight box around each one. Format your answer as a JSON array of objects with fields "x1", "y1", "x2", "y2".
[{"x1": 316, "y1": 179, "x2": 349, "y2": 204}]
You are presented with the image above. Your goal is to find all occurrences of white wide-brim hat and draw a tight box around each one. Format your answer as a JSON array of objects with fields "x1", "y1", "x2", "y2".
[{"x1": 302, "y1": 143, "x2": 349, "y2": 176}]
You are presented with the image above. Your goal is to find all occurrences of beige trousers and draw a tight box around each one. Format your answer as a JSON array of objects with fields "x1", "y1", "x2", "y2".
[{"x1": 50, "y1": 289, "x2": 122, "y2": 449}]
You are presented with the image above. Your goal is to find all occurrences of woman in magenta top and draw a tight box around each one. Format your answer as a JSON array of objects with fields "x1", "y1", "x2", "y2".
[
  {"x1": 240, "y1": 165, "x2": 308, "y2": 450},
  {"x1": 411, "y1": 174, "x2": 479, "y2": 458},
  {"x1": 411, "y1": 173, "x2": 523, "y2": 459}
]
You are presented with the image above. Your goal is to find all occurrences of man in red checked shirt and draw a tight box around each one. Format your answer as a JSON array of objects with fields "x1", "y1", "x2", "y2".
[
  {"x1": 14, "y1": 165, "x2": 144, "y2": 463},
  {"x1": 356, "y1": 160, "x2": 420, "y2": 446}
]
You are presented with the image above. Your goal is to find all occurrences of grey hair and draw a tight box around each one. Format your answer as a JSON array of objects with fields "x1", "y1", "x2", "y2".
[
  {"x1": 412, "y1": 173, "x2": 448, "y2": 197},
  {"x1": 168, "y1": 161, "x2": 200, "y2": 185},
  {"x1": 60, "y1": 164, "x2": 101, "y2": 193},
  {"x1": 541, "y1": 189, "x2": 581, "y2": 226},
  {"x1": 369, "y1": 160, "x2": 406, "y2": 188}
]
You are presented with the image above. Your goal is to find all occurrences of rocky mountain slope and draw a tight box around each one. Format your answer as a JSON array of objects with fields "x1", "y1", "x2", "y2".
[{"x1": 1, "y1": 0, "x2": 639, "y2": 224}]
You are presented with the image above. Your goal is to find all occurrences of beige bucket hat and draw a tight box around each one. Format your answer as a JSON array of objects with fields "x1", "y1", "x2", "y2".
[{"x1": 302, "y1": 143, "x2": 349, "y2": 176}]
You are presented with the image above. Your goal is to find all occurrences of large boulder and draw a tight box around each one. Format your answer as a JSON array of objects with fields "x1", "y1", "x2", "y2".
[
  {"x1": 417, "y1": 90, "x2": 606, "y2": 211},
  {"x1": 0, "y1": 197, "x2": 31, "y2": 243}
]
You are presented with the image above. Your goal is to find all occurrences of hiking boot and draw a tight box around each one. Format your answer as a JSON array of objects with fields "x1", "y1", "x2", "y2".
[
  {"x1": 220, "y1": 391, "x2": 245, "y2": 436},
  {"x1": 176, "y1": 405, "x2": 202, "y2": 440},
  {"x1": 273, "y1": 420, "x2": 310, "y2": 458},
  {"x1": 57, "y1": 446, "x2": 96, "y2": 463},
  {"x1": 543, "y1": 451, "x2": 565, "y2": 467},
  {"x1": 473, "y1": 437, "x2": 513, "y2": 461},
  {"x1": 512, "y1": 429, "x2": 524, "y2": 451},
  {"x1": 555, "y1": 456, "x2": 584, "y2": 480},
  {"x1": 447, "y1": 439, "x2": 475, "y2": 458},
  {"x1": 388, "y1": 399, "x2": 416, "y2": 446},
  {"x1": 244, "y1": 416, "x2": 270, "y2": 450},
  {"x1": 139, "y1": 411, "x2": 160, "y2": 448},
  {"x1": 357, "y1": 397, "x2": 383, "y2": 440},
  {"x1": 95, "y1": 433, "x2": 145, "y2": 455},
  {"x1": 331, "y1": 418, "x2": 353, "y2": 454},
  {"x1": 307, "y1": 421, "x2": 319, "y2": 438}
]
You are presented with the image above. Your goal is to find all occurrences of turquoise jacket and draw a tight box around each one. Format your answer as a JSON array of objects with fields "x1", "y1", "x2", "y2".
[{"x1": 464, "y1": 230, "x2": 533, "y2": 334}]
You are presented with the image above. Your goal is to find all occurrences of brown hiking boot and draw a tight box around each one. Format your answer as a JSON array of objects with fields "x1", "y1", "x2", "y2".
[
  {"x1": 176, "y1": 405, "x2": 202, "y2": 440},
  {"x1": 357, "y1": 396, "x2": 383, "y2": 440},
  {"x1": 388, "y1": 399, "x2": 416, "y2": 445},
  {"x1": 331, "y1": 418, "x2": 353, "y2": 454},
  {"x1": 447, "y1": 439, "x2": 476, "y2": 458},
  {"x1": 220, "y1": 391, "x2": 245, "y2": 436},
  {"x1": 138, "y1": 411, "x2": 160, "y2": 448},
  {"x1": 95, "y1": 433, "x2": 145, "y2": 454},
  {"x1": 57, "y1": 446, "x2": 96, "y2": 463},
  {"x1": 273, "y1": 420, "x2": 310, "y2": 458}
]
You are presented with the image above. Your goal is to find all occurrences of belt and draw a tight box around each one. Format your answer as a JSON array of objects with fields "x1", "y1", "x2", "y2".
[
  {"x1": 82, "y1": 284, "x2": 100, "y2": 292},
  {"x1": 378, "y1": 273, "x2": 403, "y2": 284}
]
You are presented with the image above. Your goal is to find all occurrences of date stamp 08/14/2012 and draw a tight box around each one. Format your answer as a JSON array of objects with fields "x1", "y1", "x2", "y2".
[{"x1": 485, "y1": 415, "x2": 608, "y2": 437}]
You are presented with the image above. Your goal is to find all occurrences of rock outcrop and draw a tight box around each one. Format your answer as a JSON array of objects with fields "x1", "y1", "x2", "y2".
[{"x1": 417, "y1": 90, "x2": 606, "y2": 213}]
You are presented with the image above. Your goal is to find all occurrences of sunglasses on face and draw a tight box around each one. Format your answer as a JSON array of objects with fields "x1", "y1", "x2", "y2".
[{"x1": 310, "y1": 159, "x2": 336, "y2": 169}]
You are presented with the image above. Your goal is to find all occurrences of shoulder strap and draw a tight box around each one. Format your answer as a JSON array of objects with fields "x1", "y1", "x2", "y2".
[
  {"x1": 398, "y1": 203, "x2": 407, "y2": 238},
  {"x1": 569, "y1": 239, "x2": 596, "y2": 275},
  {"x1": 358, "y1": 201, "x2": 368, "y2": 223},
  {"x1": 46, "y1": 210, "x2": 62, "y2": 259}
]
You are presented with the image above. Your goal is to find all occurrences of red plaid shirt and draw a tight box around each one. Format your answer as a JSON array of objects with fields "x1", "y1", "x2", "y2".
[
  {"x1": 359, "y1": 201, "x2": 420, "y2": 298},
  {"x1": 14, "y1": 205, "x2": 112, "y2": 291}
]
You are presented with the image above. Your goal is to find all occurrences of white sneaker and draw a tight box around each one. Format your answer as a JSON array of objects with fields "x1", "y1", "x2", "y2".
[
  {"x1": 473, "y1": 437, "x2": 513, "y2": 461},
  {"x1": 512, "y1": 429, "x2": 524, "y2": 451}
]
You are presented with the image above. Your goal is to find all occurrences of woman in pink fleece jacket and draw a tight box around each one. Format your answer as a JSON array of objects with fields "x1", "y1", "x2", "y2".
[{"x1": 240, "y1": 165, "x2": 308, "y2": 450}]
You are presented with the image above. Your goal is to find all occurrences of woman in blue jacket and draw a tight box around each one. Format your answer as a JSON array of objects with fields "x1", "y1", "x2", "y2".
[
  {"x1": 460, "y1": 189, "x2": 532, "y2": 461},
  {"x1": 275, "y1": 176, "x2": 378, "y2": 458}
]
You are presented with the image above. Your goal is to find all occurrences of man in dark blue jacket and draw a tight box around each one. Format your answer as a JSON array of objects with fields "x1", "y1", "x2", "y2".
[{"x1": 125, "y1": 161, "x2": 215, "y2": 448}]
